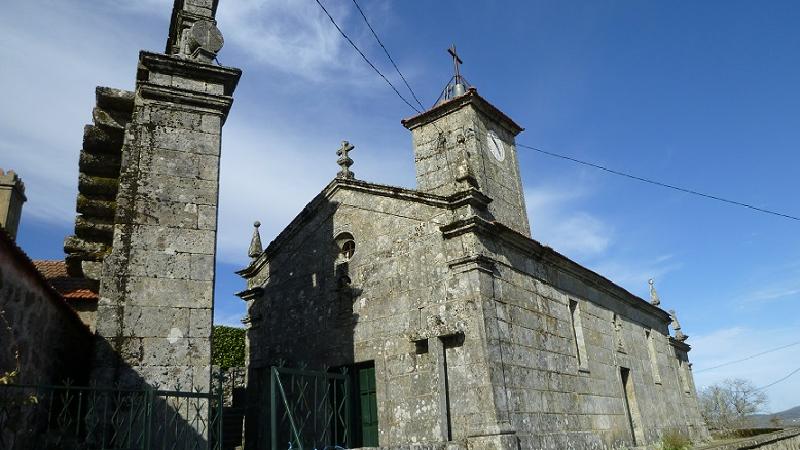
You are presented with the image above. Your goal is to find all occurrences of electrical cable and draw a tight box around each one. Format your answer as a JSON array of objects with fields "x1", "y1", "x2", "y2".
[
  {"x1": 756, "y1": 366, "x2": 800, "y2": 391},
  {"x1": 315, "y1": 0, "x2": 797, "y2": 223},
  {"x1": 695, "y1": 341, "x2": 800, "y2": 373},
  {"x1": 517, "y1": 143, "x2": 800, "y2": 222},
  {"x1": 312, "y1": 0, "x2": 421, "y2": 113},
  {"x1": 349, "y1": 0, "x2": 426, "y2": 111}
]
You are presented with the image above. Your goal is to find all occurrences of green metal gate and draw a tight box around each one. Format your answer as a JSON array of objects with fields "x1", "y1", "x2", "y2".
[
  {"x1": 269, "y1": 366, "x2": 350, "y2": 450},
  {"x1": 0, "y1": 378, "x2": 224, "y2": 450}
]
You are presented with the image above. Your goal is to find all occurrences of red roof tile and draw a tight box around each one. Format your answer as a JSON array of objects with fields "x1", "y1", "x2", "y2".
[{"x1": 32, "y1": 260, "x2": 99, "y2": 301}]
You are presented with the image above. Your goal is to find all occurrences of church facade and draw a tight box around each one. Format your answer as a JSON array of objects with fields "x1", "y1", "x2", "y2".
[{"x1": 237, "y1": 81, "x2": 708, "y2": 449}]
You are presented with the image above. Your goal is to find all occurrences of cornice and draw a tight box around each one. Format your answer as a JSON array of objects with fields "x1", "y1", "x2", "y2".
[
  {"x1": 138, "y1": 51, "x2": 241, "y2": 96},
  {"x1": 237, "y1": 179, "x2": 494, "y2": 278},
  {"x1": 137, "y1": 82, "x2": 235, "y2": 117},
  {"x1": 401, "y1": 87, "x2": 524, "y2": 136}
]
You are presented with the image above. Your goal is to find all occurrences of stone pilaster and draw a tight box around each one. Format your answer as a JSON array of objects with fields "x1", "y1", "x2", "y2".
[{"x1": 91, "y1": 40, "x2": 240, "y2": 392}]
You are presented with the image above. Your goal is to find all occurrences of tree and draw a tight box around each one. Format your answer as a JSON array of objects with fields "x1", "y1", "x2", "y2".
[
  {"x1": 211, "y1": 326, "x2": 246, "y2": 370},
  {"x1": 699, "y1": 378, "x2": 767, "y2": 430}
]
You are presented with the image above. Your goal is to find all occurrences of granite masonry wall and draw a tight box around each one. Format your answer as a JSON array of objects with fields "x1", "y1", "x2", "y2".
[
  {"x1": 404, "y1": 89, "x2": 531, "y2": 238},
  {"x1": 91, "y1": 1, "x2": 240, "y2": 394},
  {"x1": 241, "y1": 181, "x2": 484, "y2": 449},
  {"x1": 0, "y1": 232, "x2": 92, "y2": 386},
  {"x1": 240, "y1": 176, "x2": 707, "y2": 450},
  {"x1": 473, "y1": 228, "x2": 709, "y2": 449}
]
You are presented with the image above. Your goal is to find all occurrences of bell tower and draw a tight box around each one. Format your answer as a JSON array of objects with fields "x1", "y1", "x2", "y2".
[{"x1": 402, "y1": 47, "x2": 530, "y2": 237}]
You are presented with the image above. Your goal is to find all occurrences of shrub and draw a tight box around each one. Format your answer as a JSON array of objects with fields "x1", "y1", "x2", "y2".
[
  {"x1": 212, "y1": 325, "x2": 246, "y2": 369},
  {"x1": 659, "y1": 430, "x2": 692, "y2": 450}
]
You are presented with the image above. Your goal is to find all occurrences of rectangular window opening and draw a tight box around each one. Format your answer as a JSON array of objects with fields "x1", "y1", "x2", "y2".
[
  {"x1": 569, "y1": 300, "x2": 589, "y2": 372},
  {"x1": 620, "y1": 367, "x2": 644, "y2": 446},
  {"x1": 678, "y1": 358, "x2": 691, "y2": 395},
  {"x1": 646, "y1": 330, "x2": 662, "y2": 384}
]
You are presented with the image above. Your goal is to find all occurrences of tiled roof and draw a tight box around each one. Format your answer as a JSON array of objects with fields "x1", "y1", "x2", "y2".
[
  {"x1": 32, "y1": 260, "x2": 98, "y2": 301},
  {"x1": 0, "y1": 228, "x2": 90, "y2": 333}
]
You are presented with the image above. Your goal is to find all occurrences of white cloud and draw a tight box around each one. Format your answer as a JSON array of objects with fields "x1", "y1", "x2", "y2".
[
  {"x1": 590, "y1": 254, "x2": 680, "y2": 293},
  {"x1": 108, "y1": 0, "x2": 378, "y2": 83},
  {"x1": 525, "y1": 185, "x2": 613, "y2": 259},
  {"x1": 736, "y1": 261, "x2": 800, "y2": 306},
  {"x1": 0, "y1": 2, "x2": 143, "y2": 224}
]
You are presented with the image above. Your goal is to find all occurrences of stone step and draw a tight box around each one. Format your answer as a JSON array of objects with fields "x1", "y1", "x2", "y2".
[
  {"x1": 75, "y1": 216, "x2": 114, "y2": 242},
  {"x1": 78, "y1": 149, "x2": 122, "y2": 178},
  {"x1": 78, "y1": 173, "x2": 119, "y2": 199},
  {"x1": 76, "y1": 194, "x2": 116, "y2": 219},
  {"x1": 96, "y1": 86, "x2": 134, "y2": 113},
  {"x1": 93, "y1": 106, "x2": 130, "y2": 131},
  {"x1": 65, "y1": 254, "x2": 103, "y2": 278},
  {"x1": 64, "y1": 235, "x2": 110, "y2": 259},
  {"x1": 82, "y1": 124, "x2": 124, "y2": 154}
]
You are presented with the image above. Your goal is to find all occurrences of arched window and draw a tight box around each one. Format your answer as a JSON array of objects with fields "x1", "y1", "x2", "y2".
[{"x1": 335, "y1": 232, "x2": 356, "y2": 260}]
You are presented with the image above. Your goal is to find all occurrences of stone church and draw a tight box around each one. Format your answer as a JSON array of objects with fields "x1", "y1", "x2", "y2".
[
  {"x1": 237, "y1": 58, "x2": 708, "y2": 448},
  {"x1": 0, "y1": 0, "x2": 709, "y2": 448}
]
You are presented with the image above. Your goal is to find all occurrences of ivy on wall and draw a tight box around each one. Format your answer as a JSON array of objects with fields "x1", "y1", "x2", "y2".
[{"x1": 212, "y1": 325, "x2": 246, "y2": 369}]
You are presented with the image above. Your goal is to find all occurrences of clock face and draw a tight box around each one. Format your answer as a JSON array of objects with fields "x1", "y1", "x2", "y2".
[{"x1": 486, "y1": 130, "x2": 506, "y2": 162}]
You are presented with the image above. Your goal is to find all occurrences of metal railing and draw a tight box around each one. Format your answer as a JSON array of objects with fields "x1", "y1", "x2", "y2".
[
  {"x1": 0, "y1": 377, "x2": 224, "y2": 450},
  {"x1": 270, "y1": 366, "x2": 350, "y2": 450}
]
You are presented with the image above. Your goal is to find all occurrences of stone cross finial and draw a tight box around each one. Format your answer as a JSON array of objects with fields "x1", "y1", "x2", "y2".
[
  {"x1": 648, "y1": 278, "x2": 661, "y2": 306},
  {"x1": 336, "y1": 141, "x2": 355, "y2": 179},
  {"x1": 669, "y1": 309, "x2": 688, "y2": 342},
  {"x1": 248, "y1": 221, "x2": 263, "y2": 259}
]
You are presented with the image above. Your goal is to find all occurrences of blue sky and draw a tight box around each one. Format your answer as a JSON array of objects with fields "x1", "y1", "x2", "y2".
[{"x1": 1, "y1": 0, "x2": 798, "y2": 412}]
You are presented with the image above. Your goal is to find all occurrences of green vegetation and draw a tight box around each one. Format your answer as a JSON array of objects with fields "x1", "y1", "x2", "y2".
[
  {"x1": 658, "y1": 430, "x2": 692, "y2": 450},
  {"x1": 211, "y1": 325, "x2": 246, "y2": 369}
]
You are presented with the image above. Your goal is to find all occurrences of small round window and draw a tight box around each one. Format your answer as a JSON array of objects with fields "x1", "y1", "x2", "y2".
[{"x1": 335, "y1": 232, "x2": 356, "y2": 260}]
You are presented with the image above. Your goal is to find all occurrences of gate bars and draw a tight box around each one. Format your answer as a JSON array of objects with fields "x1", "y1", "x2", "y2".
[
  {"x1": 0, "y1": 375, "x2": 225, "y2": 450},
  {"x1": 270, "y1": 366, "x2": 350, "y2": 450}
]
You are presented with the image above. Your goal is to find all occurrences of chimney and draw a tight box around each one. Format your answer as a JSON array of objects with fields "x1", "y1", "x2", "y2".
[{"x1": 0, "y1": 168, "x2": 26, "y2": 240}]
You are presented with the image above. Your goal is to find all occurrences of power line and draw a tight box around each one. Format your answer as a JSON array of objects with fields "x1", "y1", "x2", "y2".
[
  {"x1": 312, "y1": 0, "x2": 421, "y2": 113},
  {"x1": 349, "y1": 0, "x2": 426, "y2": 111},
  {"x1": 757, "y1": 366, "x2": 800, "y2": 391},
  {"x1": 517, "y1": 143, "x2": 800, "y2": 222},
  {"x1": 314, "y1": 1, "x2": 796, "y2": 222},
  {"x1": 695, "y1": 341, "x2": 800, "y2": 373}
]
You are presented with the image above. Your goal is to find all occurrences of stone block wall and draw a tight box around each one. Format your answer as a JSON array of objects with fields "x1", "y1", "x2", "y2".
[
  {"x1": 241, "y1": 178, "x2": 708, "y2": 450},
  {"x1": 478, "y1": 232, "x2": 708, "y2": 449},
  {"x1": 241, "y1": 181, "x2": 510, "y2": 449},
  {"x1": 0, "y1": 231, "x2": 92, "y2": 386},
  {"x1": 404, "y1": 90, "x2": 531, "y2": 238},
  {"x1": 92, "y1": 50, "x2": 239, "y2": 392}
]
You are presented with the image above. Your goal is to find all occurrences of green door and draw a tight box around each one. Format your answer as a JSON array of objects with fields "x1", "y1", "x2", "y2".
[{"x1": 357, "y1": 365, "x2": 379, "y2": 446}]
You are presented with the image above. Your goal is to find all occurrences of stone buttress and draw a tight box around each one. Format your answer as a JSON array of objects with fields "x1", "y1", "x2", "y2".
[{"x1": 91, "y1": 0, "x2": 241, "y2": 394}]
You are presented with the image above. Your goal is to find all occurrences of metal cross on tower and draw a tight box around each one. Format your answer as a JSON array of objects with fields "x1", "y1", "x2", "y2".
[
  {"x1": 448, "y1": 45, "x2": 463, "y2": 85},
  {"x1": 437, "y1": 44, "x2": 470, "y2": 104}
]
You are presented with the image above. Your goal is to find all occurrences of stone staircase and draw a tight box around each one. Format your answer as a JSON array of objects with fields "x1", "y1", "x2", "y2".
[{"x1": 64, "y1": 86, "x2": 133, "y2": 282}]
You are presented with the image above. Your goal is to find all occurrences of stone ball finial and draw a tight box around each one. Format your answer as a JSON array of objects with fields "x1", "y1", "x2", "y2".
[
  {"x1": 186, "y1": 19, "x2": 224, "y2": 63},
  {"x1": 648, "y1": 278, "x2": 661, "y2": 306},
  {"x1": 254, "y1": 221, "x2": 261, "y2": 228}
]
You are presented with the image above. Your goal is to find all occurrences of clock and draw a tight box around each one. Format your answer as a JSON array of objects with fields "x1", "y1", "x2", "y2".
[{"x1": 486, "y1": 129, "x2": 506, "y2": 162}]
